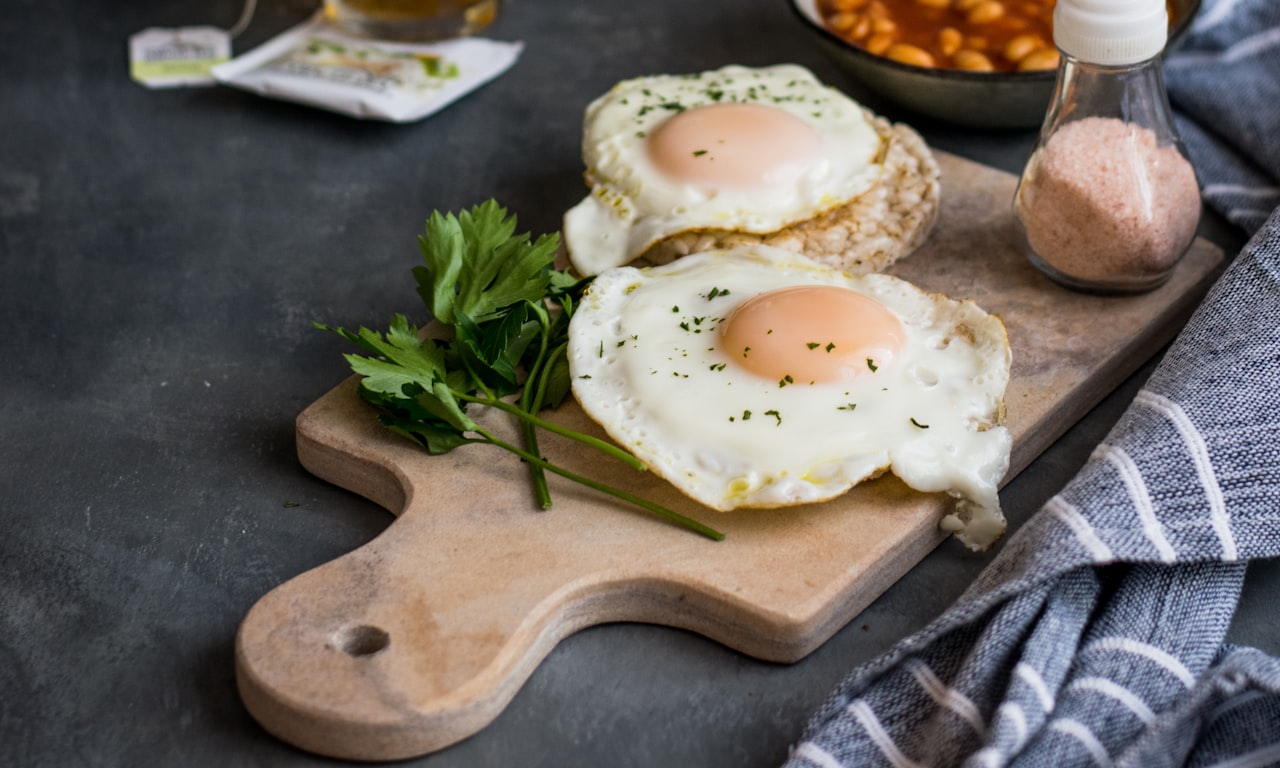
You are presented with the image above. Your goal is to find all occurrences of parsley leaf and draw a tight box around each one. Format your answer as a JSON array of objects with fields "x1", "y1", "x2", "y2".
[
  {"x1": 413, "y1": 200, "x2": 560, "y2": 325},
  {"x1": 319, "y1": 201, "x2": 722, "y2": 541}
]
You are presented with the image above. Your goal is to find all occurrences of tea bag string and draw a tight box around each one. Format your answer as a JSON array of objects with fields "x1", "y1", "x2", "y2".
[{"x1": 227, "y1": 0, "x2": 259, "y2": 39}]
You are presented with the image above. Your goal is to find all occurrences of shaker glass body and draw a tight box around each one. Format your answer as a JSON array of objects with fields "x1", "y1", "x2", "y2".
[{"x1": 1013, "y1": 54, "x2": 1201, "y2": 293}]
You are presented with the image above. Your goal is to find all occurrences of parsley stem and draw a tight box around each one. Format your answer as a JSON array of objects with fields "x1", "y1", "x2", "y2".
[
  {"x1": 474, "y1": 428, "x2": 724, "y2": 541},
  {"x1": 527, "y1": 341, "x2": 562, "y2": 415},
  {"x1": 519, "y1": 336, "x2": 553, "y2": 510},
  {"x1": 458, "y1": 392, "x2": 648, "y2": 471},
  {"x1": 460, "y1": 355, "x2": 497, "y2": 402},
  {"x1": 521, "y1": 417, "x2": 552, "y2": 510}
]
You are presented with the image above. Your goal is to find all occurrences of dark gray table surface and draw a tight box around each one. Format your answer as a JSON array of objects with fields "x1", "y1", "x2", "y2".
[{"x1": 3, "y1": 1, "x2": 1275, "y2": 766}]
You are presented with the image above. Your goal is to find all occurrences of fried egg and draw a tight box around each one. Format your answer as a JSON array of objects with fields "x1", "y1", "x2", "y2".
[
  {"x1": 563, "y1": 64, "x2": 886, "y2": 276},
  {"x1": 568, "y1": 246, "x2": 1012, "y2": 550}
]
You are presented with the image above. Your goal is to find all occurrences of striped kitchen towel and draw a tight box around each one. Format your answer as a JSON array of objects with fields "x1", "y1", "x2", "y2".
[
  {"x1": 783, "y1": 1, "x2": 1280, "y2": 766},
  {"x1": 1166, "y1": 0, "x2": 1280, "y2": 233}
]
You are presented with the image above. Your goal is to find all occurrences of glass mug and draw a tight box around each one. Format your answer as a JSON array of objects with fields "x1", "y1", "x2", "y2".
[{"x1": 323, "y1": 0, "x2": 503, "y2": 41}]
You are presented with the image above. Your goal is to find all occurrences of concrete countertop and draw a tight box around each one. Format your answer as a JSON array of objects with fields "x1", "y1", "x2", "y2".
[{"x1": 2, "y1": 0, "x2": 1273, "y2": 766}]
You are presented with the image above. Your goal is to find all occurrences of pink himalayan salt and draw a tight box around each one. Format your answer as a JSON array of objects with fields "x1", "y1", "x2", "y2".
[{"x1": 1016, "y1": 116, "x2": 1201, "y2": 288}]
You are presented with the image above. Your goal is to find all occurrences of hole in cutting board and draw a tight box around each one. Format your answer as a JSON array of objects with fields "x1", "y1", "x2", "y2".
[{"x1": 339, "y1": 625, "x2": 390, "y2": 657}]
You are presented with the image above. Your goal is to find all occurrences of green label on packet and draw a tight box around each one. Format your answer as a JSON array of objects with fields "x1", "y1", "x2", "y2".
[
  {"x1": 129, "y1": 27, "x2": 231, "y2": 89},
  {"x1": 131, "y1": 56, "x2": 230, "y2": 84}
]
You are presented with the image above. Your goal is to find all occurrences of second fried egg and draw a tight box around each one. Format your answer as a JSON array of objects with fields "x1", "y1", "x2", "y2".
[
  {"x1": 567, "y1": 246, "x2": 1013, "y2": 550},
  {"x1": 563, "y1": 64, "x2": 886, "y2": 276}
]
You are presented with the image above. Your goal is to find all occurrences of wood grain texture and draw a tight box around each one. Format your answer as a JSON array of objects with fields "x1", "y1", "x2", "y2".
[{"x1": 237, "y1": 152, "x2": 1224, "y2": 760}]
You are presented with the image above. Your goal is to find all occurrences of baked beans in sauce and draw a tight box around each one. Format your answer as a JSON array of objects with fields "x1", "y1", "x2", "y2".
[{"x1": 818, "y1": 0, "x2": 1174, "y2": 74}]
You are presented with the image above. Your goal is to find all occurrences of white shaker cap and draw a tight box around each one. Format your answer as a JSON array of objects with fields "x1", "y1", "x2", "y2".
[{"x1": 1053, "y1": 0, "x2": 1168, "y2": 65}]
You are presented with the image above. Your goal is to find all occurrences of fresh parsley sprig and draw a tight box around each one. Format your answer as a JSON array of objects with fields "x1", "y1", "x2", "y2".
[{"x1": 317, "y1": 200, "x2": 723, "y2": 541}]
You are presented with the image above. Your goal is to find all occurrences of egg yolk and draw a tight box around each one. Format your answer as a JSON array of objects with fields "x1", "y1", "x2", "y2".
[
  {"x1": 718, "y1": 285, "x2": 905, "y2": 384},
  {"x1": 645, "y1": 102, "x2": 822, "y2": 188}
]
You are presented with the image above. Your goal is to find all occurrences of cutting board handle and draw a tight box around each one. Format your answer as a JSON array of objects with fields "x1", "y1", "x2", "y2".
[
  {"x1": 235, "y1": 505, "x2": 619, "y2": 761},
  {"x1": 237, "y1": 402, "x2": 737, "y2": 761}
]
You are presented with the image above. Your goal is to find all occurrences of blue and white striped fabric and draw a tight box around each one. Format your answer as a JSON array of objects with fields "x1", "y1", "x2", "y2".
[
  {"x1": 1166, "y1": 0, "x2": 1280, "y2": 232},
  {"x1": 784, "y1": 1, "x2": 1280, "y2": 766}
]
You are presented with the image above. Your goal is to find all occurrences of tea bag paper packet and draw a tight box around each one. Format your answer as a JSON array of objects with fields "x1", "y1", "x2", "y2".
[
  {"x1": 130, "y1": 27, "x2": 232, "y2": 89},
  {"x1": 211, "y1": 14, "x2": 523, "y2": 123}
]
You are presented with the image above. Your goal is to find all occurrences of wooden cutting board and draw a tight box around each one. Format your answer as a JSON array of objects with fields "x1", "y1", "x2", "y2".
[{"x1": 237, "y1": 152, "x2": 1224, "y2": 761}]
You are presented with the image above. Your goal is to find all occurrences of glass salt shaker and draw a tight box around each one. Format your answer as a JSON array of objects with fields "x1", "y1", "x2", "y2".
[{"x1": 1012, "y1": 0, "x2": 1201, "y2": 294}]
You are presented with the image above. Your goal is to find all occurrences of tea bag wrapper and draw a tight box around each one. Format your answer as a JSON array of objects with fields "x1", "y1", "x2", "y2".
[{"x1": 211, "y1": 14, "x2": 522, "y2": 123}]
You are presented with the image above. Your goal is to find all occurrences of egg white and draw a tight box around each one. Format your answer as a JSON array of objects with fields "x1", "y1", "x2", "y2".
[
  {"x1": 567, "y1": 246, "x2": 1013, "y2": 550},
  {"x1": 563, "y1": 64, "x2": 886, "y2": 276}
]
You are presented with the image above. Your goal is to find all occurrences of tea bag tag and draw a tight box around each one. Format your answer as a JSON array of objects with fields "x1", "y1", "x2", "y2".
[{"x1": 129, "y1": 26, "x2": 232, "y2": 89}]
